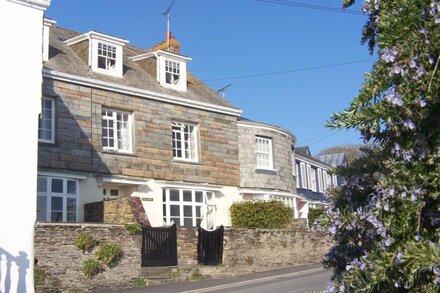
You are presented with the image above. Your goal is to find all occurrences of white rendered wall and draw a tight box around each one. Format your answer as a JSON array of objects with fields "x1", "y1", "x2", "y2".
[{"x1": 0, "y1": 1, "x2": 49, "y2": 292}]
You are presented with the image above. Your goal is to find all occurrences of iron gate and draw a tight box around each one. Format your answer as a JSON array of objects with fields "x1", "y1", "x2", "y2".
[
  {"x1": 197, "y1": 225, "x2": 224, "y2": 265},
  {"x1": 142, "y1": 224, "x2": 177, "y2": 267}
]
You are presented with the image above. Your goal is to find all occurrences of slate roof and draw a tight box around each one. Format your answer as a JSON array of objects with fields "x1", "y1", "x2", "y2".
[
  {"x1": 315, "y1": 153, "x2": 347, "y2": 168},
  {"x1": 238, "y1": 117, "x2": 297, "y2": 142},
  {"x1": 295, "y1": 146, "x2": 333, "y2": 169},
  {"x1": 44, "y1": 26, "x2": 238, "y2": 110}
]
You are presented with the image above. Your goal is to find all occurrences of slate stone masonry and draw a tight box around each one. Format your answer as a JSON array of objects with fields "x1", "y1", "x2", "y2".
[{"x1": 34, "y1": 223, "x2": 331, "y2": 292}]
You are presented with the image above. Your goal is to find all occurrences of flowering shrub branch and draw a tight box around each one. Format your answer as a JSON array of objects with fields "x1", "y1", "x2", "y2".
[{"x1": 319, "y1": 0, "x2": 440, "y2": 291}]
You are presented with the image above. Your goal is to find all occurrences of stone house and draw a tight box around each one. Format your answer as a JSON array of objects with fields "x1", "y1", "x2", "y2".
[{"x1": 36, "y1": 20, "x2": 335, "y2": 228}]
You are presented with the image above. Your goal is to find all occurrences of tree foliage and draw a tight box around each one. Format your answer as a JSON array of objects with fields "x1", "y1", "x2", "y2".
[{"x1": 318, "y1": 0, "x2": 440, "y2": 292}]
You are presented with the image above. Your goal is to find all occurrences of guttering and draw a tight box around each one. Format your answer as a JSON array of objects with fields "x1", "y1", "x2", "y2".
[
  {"x1": 43, "y1": 69, "x2": 243, "y2": 117},
  {"x1": 64, "y1": 31, "x2": 129, "y2": 46},
  {"x1": 156, "y1": 180, "x2": 223, "y2": 191},
  {"x1": 38, "y1": 170, "x2": 88, "y2": 180},
  {"x1": 130, "y1": 49, "x2": 192, "y2": 62},
  {"x1": 239, "y1": 188, "x2": 300, "y2": 198},
  {"x1": 8, "y1": 0, "x2": 51, "y2": 10},
  {"x1": 100, "y1": 177, "x2": 149, "y2": 186},
  {"x1": 237, "y1": 120, "x2": 296, "y2": 142}
]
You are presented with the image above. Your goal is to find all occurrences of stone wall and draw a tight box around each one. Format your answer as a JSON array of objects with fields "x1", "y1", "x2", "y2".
[
  {"x1": 39, "y1": 79, "x2": 240, "y2": 187},
  {"x1": 238, "y1": 122, "x2": 296, "y2": 192},
  {"x1": 84, "y1": 196, "x2": 150, "y2": 225},
  {"x1": 34, "y1": 223, "x2": 331, "y2": 292}
]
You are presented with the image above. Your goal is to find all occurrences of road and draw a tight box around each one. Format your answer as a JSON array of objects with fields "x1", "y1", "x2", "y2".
[{"x1": 101, "y1": 264, "x2": 330, "y2": 293}]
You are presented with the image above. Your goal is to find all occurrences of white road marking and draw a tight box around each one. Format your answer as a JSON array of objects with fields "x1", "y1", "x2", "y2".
[{"x1": 182, "y1": 267, "x2": 326, "y2": 293}]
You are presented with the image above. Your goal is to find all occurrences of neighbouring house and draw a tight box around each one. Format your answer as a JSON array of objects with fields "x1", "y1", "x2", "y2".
[
  {"x1": 295, "y1": 146, "x2": 340, "y2": 217},
  {"x1": 36, "y1": 20, "x2": 331, "y2": 228},
  {"x1": 315, "y1": 153, "x2": 348, "y2": 169}
]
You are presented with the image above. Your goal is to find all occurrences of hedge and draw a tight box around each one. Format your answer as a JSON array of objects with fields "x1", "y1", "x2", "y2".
[
  {"x1": 307, "y1": 208, "x2": 325, "y2": 227},
  {"x1": 229, "y1": 200, "x2": 292, "y2": 228}
]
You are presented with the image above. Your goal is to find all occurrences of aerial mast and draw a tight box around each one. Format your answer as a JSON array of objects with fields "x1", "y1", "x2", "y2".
[{"x1": 162, "y1": 0, "x2": 176, "y2": 52}]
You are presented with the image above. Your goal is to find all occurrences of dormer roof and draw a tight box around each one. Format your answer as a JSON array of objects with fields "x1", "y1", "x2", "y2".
[
  {"x1": 129, "y1": 49, "x2": 191, "y2": 62},
  {"x1": 64, "y1": 31, "x2": 129, "y2": 47}
]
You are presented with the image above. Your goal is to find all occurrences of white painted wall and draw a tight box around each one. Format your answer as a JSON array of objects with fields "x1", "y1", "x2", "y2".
[{"x1": 0, "y1": 0, "x2": 50, "y2": 292}]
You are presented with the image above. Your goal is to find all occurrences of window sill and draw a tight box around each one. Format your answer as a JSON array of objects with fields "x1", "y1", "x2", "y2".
[
  {"x1": 173, "y1": 159, "x2": 201, "y2": 165},
  {"x1": 255, "y1": 168, "x2": 277, "y2": 175},
  {"x1": 102, "y1": 150, "x2": 137, "y2": 157}
]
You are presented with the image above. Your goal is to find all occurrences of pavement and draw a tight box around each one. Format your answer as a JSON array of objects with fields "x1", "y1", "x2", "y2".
[{"x1": 98, "y1": 263, "x2": 330, "y2": 293}]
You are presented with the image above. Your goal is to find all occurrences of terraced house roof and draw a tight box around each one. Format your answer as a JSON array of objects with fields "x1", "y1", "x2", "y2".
[{"x1": 44, "y1": 26, "x2": 240, "y2": 112}]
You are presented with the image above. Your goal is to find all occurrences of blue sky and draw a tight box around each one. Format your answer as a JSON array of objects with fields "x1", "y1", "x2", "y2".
[{"x1": 46, "y1": 0, "x2": 375, "y2": 155}]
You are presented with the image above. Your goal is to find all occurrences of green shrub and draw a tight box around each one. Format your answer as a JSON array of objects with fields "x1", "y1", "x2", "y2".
[
  {"x1": 82, "y1": 258, "x2": 102, "y2": 277},
  {"x1": 307, "y1": 208, "x2": 325, "y2": 227},
  {"x1": 229, "y1": 200, "x2": 292, "y2": 228},
  {"x1": 95, "y1": 243, "x2": 123, "y2": 266},
  {"x1": 75, "y1": 232, "x2": 98, "y2": 253},
  {"x1": 125, "y1": 223, "x2": 142, "y2": 235},
  {"x1": 133, "y1": 277, "x2": 149, "y2": 287}
]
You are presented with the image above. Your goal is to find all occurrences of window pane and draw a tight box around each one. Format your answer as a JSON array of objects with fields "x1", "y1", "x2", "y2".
[
  {"x1": 51, "y1": 196, "x2": 63, "y2": 210},
  {"x1": 67, "y1": 213, "x2": 76, "y2": 222},
  {"x1": 163, "y1": 204, "x2": 166, "y2": 217},
  {"x1": 183, "y1": 191, "x2": 192, "y2": 202},
  {"x1": 195, "y1": 192, "x2": 203, "y2": 203},
  {"x1": 183, "y1": 205, "x2": 192, "y2": 217},
  {"x1": 110, "y1": 189, "x2": 119, "y2": 196},
  {"x1": 170, "y1": 190, "x2": 179, "y2": 201},
  {"x1": 37, "y1": 177, "x2": 47, "y2": 192},
  {"x1": 170, "y1": 205, "x2": 180, "y2": 216},
  {"x1": 183, "y1": 218, "x2": 192, "y2": 227},
  {"x1": 162, "y1": 189, "x2": 166, "y2": 202},
  {"x1": 67, "y1": 180, "x2": 76, "y2": 195},
  {"x1": 51, "y1": 212, "x2": 63, "y2": 222},
  {"x1": 67, "y1": 198, "x2": 76, "y2": 213},
  {"x1": 196, "y1": 206, "x2": 201, "y2": 218},
  {"x1": 170, "y1": 217, "x2": 180, "y2": 226},
  {"x1": 37, "y1": 196, "x2": 46, "y2": 221},
  {"x1": 51, "y1": 179, "x2": 63, "y2": 193}
]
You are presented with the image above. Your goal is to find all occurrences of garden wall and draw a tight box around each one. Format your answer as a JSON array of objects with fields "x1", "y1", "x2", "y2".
[{"x1": 34, "y1": 223, "x2": 331, "y2": 292}]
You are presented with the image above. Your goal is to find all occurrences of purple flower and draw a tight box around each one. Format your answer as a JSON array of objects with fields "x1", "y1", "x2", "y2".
[
  {"x1": 435, "y1": 276, "x2": 440, "y2": 285},
  {"x1": 418, "y1": 96, "x2": 427, "y2": 107},
  {"x1": 384, "y1": 201, "x2": 390, "y2": 211},
  {"x1": 403, "y1": 119, "x2": 415, "y2": 130},
  {"x1": 409, "y1": 59, "x2": 417, "y2": 68},
  {"x1": 390, "y1": 64, "x2": 404, "y2": 75},
  {"x1": 384, "y1": 237, "x2": 394, "y2": 247},
  {"x1": 327, "y1": 281, "x2": 336, "y2": 293},
  {"x1": 433, "y1": 265, "x2": 440, "y2": 275},
  {"x1": 381, "y1": 49, "x2": 398, "y2": 63},
  {"x1": 384, "y1": 91, "x2": 403, "y2": 106},
  {"x1": 394, "y1": 280, "x2": 400, "y2": 288},
  {"x1": 392, "y1": 143, "x2": 401, "y2": 155},
  {"x1": 395, "y1": 251, "x2": 405, "y2": 264}
]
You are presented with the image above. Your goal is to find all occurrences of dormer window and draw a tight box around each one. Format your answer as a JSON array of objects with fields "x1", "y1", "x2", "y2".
[
  {"x1": 65, "y1": 31, "x2": 128, "y2": 78},
  {"x1": 165, "y1": 59, "x2": 180, "y2": 85},
  {"x1": 98, "y1": 42, "x2": 116, "y2": 71},
  {"x1": 129, "y1": 49, "x2": 191, "y2": 92}
]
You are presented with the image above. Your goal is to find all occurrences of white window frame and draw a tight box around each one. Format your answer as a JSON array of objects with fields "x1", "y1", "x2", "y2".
[
  {"x1": 101, "y1": 109, "x2": 133, "y2": 153},
  {"x1": 172, "y1": 122, "x2": 198, "y2": 162},
  {"x1": 300, "y1": 162, "x2": 307, "y2": 188},
  {"x1": 90, "y1": 38, "x2": 124, "y2": 78},
  {"x1": 97, "y1": 42, "x2": 117, "y2": 71},
  {"x1": 310, "y1": 167, "x2": 318, "y2": 192},
  {"x1": 157, "y1": 53, "x2": 190, "y2": 92},
  {"x1": 38, "y1": 97, "x2": 55, "y2": 143},
  {"x1": 332, "y1": 174, "x2": 338, "y2": 187},
  {"x1": 165, "y1": 59, "x2": 181, "y2": 85},
  {"x1": 162, "y1": 189, "x2": 208, "y2": 227},
  {"x1": 255, "y1": 136, "x2": 274, "y2": 170},
  {"x1": 317, "y1": 169, "x2": 323, "y2": 193},
  {"x1": 295, "y1": 162, "x2": 300, "y2": 188},
  {"x1": 307, "y1": 164, "x2": 312, "y2": 190},
  {"x1": 37, "y1": 176, "x2": 79, "y2": 222}
]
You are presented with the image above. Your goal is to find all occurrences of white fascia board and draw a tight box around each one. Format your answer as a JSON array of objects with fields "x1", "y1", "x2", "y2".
[
  {"x1": 38, "y1": 171, "x2": 88, "y2": 180},
  {"x1": 64, "y1": 31, "x2": 129, "y2": 47},
  {"x1": 7, "y1": 0, "x2": 51, "y2": 10},
  {"x1": 155, "y1": 50, "x2": 192, "y2": 62},
  {"x1": 239, "y1": 188, "x2": 298, "y2": 198},
  {"x1": 129, "y1": 52, "x2": 156, "y2": 62},
  {"x1": 237, "y1": 121, "x2": 296, "y2": 142},
  {"x1": 42, "y1": 69, "x2": 243, "y2": 117},
  {"x1": 102, "y1": 177, "x2": 148, "y2": 186},
  {"x1": 44, "y1": 18, "x2": 56, "y2": 26},
  {"x1": 156, "y1": 180, "x2": 223, "y2": 191}
]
